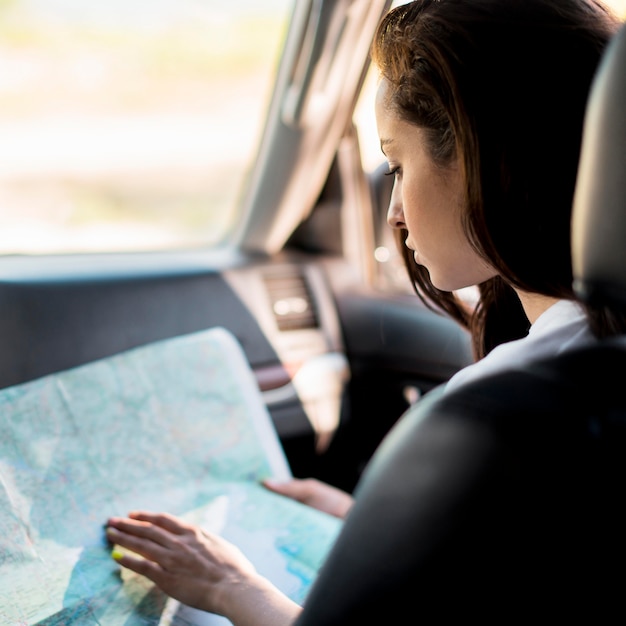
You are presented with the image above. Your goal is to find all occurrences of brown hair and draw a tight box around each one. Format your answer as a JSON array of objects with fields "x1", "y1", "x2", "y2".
[{"x1": 372, "y1": 0, "x2": 622, "y2": 358}]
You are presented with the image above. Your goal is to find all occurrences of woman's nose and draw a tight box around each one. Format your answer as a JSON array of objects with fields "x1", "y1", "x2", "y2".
[{"x1": 386, "y1": 188, "x2": 405, "y2": 229}]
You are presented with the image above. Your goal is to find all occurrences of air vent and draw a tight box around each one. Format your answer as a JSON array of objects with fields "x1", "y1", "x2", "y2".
[{"x1": 263, "y1": 268, "x2": 319, "y2": 331}]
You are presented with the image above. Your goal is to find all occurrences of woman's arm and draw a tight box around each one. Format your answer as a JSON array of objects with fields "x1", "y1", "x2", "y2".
[{"x1": 106, "y1": 511, "x2": 301, "y2": 626}]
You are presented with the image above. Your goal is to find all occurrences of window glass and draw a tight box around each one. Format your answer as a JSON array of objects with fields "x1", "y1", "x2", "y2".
[
  {"x1": 0, "y1": 0, "x2": 291, "y2": 254},
  {"x1": 353, "y1": 1, "x2": 410, "y2": 294}
]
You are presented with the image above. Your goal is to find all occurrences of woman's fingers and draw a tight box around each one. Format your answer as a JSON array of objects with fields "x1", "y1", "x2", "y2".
[
  {"x1": 108, "y1": 511, "x2": 189, "y2": 536},
  {"x1": 106, "y1": 525, "x2": 170, "y2": 564},
  {"x1": 262, "y1": 478, "x2": 315, "y2": 503},
  {"x1": 107, "y1": 516, "x2": 171, "y2": 546},
  {"x1": 107, "y1": 511, "x2": 219, "y2": 574},
  {"x1": 112, "y1": 545, "x2": 161, "y2": 576},
  {"x1": 261, "y1": 478, "x2": 353, "y2": 519},
  {"x1": 127, "y1": 510, "x2": 192, "y2": 534},
  {"x1": 106, "y1": 512, "x2": 193, "y2": 568},
  {"x1": 105, "y1": 511, "x2": 274, "y2": 616}
]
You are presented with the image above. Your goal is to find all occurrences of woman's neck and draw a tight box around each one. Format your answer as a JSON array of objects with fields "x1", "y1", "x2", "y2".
[{"x1": 515, "y1": 291, "x2": 561, "y2": 325}]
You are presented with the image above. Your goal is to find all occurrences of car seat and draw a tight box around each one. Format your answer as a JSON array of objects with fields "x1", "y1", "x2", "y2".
[{"x1": 295, "y1": 21, "x2": 626, "y2": 625}]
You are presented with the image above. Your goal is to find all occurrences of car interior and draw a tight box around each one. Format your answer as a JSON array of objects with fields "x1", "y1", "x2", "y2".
[
  {"x1": 0, "y1": 0, "x2": 472, "y2": 496},
  {"x1": 0, "y1": 0, "x2": 624, "y2": 621},
  {"x1": 293, "y1": 18, "x2": 626, "y2": 624}
]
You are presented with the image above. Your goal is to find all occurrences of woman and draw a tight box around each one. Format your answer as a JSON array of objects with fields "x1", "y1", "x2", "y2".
[
  {"x1": 264, "y1": 0, "x2": 626, "y2": 521},
  {"x1": 106, "y1": 2, "x2": 623, "y2": 624}
]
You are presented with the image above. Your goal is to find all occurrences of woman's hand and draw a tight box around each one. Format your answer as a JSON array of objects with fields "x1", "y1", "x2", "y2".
[
  {"x1": 106, "y1": 511, "x2": 301, "y2": 626},
  {"x1": 262, "y1": 478, "x2": 354, "y2": 519}
]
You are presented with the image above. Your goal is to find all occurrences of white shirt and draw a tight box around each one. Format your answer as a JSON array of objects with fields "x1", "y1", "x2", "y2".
[{"x1": 445, "y1": 299, "x2": 594, "y2": 393}]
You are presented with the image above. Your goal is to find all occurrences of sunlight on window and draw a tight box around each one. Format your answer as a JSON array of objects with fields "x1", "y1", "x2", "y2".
[
  {"x1": 609, "y1": 0, "x2": 626, "y2": 17},
  {"x1": 0, "y1": 0, "x2": 291, "y2": 254}
]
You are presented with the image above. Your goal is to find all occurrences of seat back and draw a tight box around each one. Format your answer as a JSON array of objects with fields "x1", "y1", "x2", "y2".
[
  {"x1": 572, "y1": 23, "x2": 626, "y2": 308},
  {"x1": 295, "y1": 21, "x2": 626, "y2": 625}
]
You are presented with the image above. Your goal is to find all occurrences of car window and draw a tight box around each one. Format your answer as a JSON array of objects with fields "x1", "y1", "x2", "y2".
[{"x1": 0, "y1": 0, "x2": 292, "y2": 255}]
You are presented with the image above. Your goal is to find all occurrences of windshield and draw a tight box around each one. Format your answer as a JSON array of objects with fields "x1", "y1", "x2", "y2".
[{"x1": 0, "y1": 0, "x2": 292, "y2": 254}]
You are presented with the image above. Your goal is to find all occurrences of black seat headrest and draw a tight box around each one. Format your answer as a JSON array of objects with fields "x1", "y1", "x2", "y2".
[{"x1": 572, "y1": 23, "x2": 626, "y2": 308}]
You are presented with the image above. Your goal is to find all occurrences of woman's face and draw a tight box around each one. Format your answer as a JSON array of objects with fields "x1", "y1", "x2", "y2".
[{"x1": 375, "y1": 79, "x2": 496, "y2": 292}]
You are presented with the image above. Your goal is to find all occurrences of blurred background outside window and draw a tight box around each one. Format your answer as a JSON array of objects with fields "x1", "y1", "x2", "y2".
[
  {"x1": 0, "y1": 0, "x2": 291, "y2": 254},
  {"x1": 1, "y1": 0, "x2": 624, "y2": 256}
]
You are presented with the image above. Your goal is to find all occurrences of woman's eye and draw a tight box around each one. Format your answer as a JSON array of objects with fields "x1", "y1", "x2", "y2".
[{"x1": 384, "y1": 166, "x2": 400, "y2": 178}]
